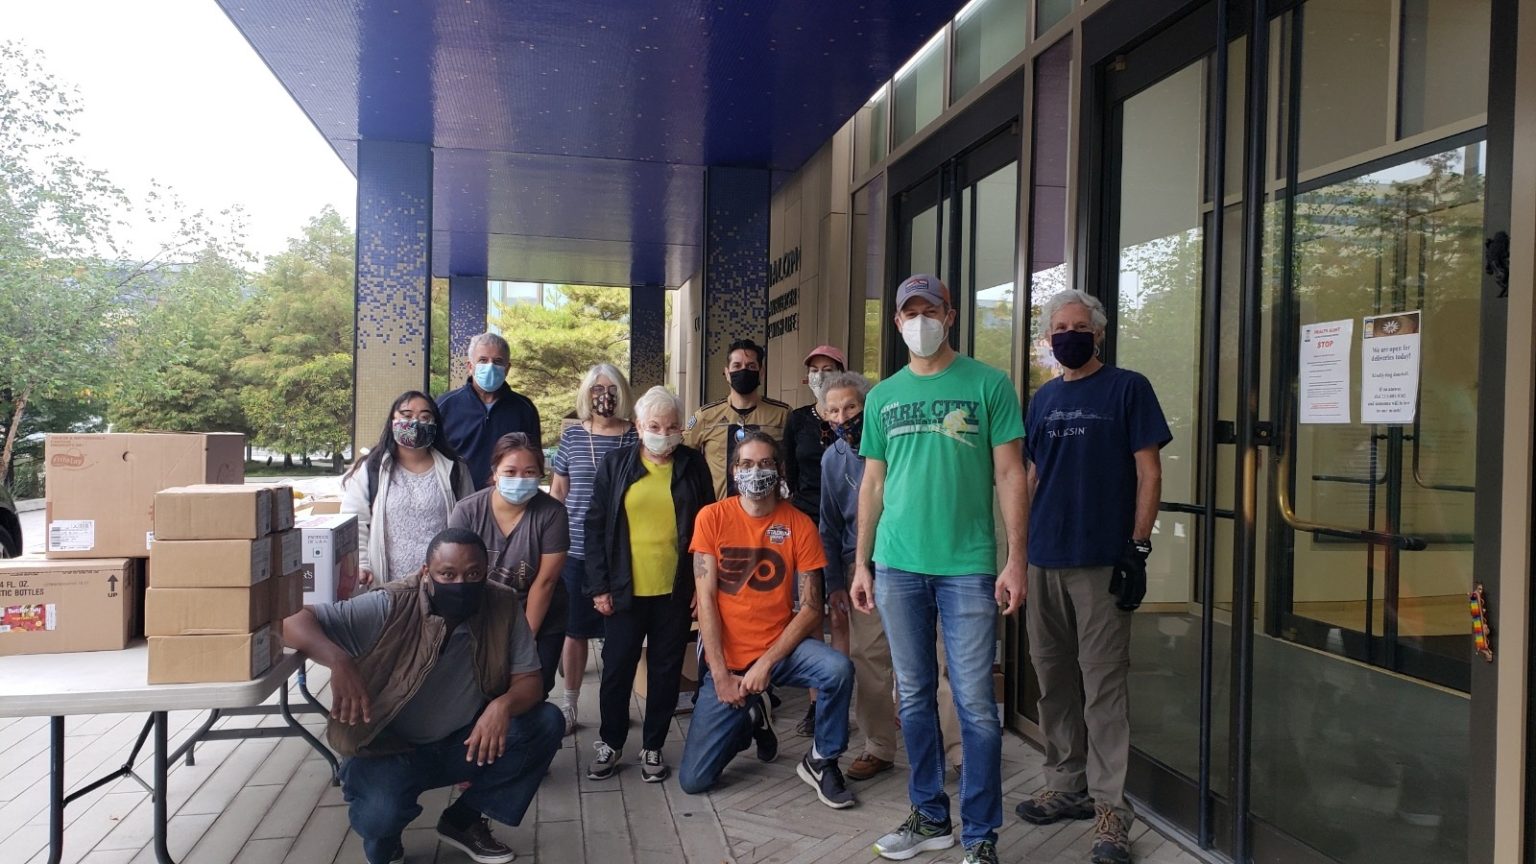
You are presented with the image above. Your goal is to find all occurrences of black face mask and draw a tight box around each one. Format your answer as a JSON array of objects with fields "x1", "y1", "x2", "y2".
[
  {"x1": 729, "y1": 369, "x2": 761, "y2": 395},
  {"x1": 1050, "y1": 330, "x2": 1097, "y2": 370},
  {"x1": 428, "y1": 579, "x2": 485, "y2": 620}
]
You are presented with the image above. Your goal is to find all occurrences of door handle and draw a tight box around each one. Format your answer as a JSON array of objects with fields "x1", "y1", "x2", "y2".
[{"x1": 1274, "y1": 440, "x2": 1428, "y2": 551}]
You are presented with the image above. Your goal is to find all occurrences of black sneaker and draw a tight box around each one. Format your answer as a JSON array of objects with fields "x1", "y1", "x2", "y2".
[
  {"x1": 963, "y1": 839, "x2": 1000, "y2": 864},
  {"x1": 640, "y1": 748, "x2": 670, "y2": 783},
  {"x1": 1015, "y1": 788, "x2": 1095, "y2": 825},
  {"x1": 436, "y1": 815, "x2": 516, "y2": 864},
  {"x1": 748, "y1": 694, "x2": 779, "y2": 763},
  {"x1": 872, "y1": 809, "x2": 955, "y2": 861},
  {"x1": 587, "y1": 741, "x2": 620, "y2": 780},
  {"x1": 368, "y1": 843, "x2": 404, "y2": 864},
  {"x1": 1090, "y1": 804, "x2": 1132, "y2": 864},
  {"x1": 795, "y1": 703, "x2": 816, "y2": 736},
  {"x1": 796, "y1": 753, "x2": 857, "y2": 809}
]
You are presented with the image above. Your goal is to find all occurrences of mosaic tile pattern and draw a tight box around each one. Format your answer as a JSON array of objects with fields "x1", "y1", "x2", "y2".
[
  {"x1": 629, "y1": 287, "x2": 666, "y2": 393},
  {"x1": 702, "y1": 167, "x2": 770, "y2": 403},
  {"x1": 354, "y1": 139, "x2": 433, "y2": 447},
  {"x1": 449, "y1": 275, "x2": 488, "y2": 386}
]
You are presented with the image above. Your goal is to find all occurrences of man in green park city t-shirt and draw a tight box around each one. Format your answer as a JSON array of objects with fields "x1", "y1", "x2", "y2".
[{"x1": 849, "y1": 274, "x2": 1028, "y2": 864}]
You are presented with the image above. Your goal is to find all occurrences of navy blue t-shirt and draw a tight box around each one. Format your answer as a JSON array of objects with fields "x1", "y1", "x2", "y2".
[{"x1": 1025, "y1": 366, "x2": 1171, "y2": 568}]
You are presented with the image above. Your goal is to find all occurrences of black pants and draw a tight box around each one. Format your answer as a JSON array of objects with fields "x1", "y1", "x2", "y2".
[
  {"x1": 599, "y1": 592, "x2": 693, "y2": 752},
  {"x1": 527, "y1": 581, "x2": 569, "y2": 699}
]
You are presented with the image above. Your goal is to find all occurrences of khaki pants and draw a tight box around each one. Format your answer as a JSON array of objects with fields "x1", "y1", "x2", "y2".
[
  {"x1": 1026, "y1": 565, "x2": 1134, "y2": 823},
  {"x1": 847, "y1": 607, "x2": 962, "y2": 766}
]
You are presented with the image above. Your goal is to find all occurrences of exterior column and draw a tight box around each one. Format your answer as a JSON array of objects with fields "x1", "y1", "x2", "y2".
[
  {"x1": 449, "y1": 276, "x2": 489, "y2": 388},
  {"x1": 629, "y1": 287, "x2": 666, "y2": 394},
  {"x1": 353, "y1": 139, "x2": 433, "y2": 449},
  {"x1": 701, "y1": 166, "x2": 771, "y2": 404}
]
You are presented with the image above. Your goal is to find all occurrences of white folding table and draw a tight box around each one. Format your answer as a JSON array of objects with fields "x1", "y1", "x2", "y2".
[{"x1": 0, "y1": 646, "x2": 337, "y2": 864}]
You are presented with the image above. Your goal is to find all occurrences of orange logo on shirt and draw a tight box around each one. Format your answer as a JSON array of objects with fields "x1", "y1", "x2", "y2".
[{"x1": 717, "y1": 547, "x2": 788, "y2": 595}]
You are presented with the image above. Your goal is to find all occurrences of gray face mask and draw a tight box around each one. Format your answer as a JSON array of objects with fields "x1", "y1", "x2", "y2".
[{"x1": 733, "y1": 467, "x2": 779, "y2": 500}]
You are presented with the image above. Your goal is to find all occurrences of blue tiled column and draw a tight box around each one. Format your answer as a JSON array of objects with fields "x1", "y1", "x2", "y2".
[
  {"x1": 353, "y1": 139, "x2": 432, "y2": 448},
  {"x1": 702, "y1": 166, "x2": 771, "y2": 404},
  {"x1": 449, "y1": 276, "x2": 488, "y2": 387},
  {"x1": 629, "y1": 286, "x2": 666, "y2": 394}
]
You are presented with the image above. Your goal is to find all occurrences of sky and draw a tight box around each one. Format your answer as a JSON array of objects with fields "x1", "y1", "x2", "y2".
[{"x1": 7, "y1": 0, "x2": 357, "y2": 264}]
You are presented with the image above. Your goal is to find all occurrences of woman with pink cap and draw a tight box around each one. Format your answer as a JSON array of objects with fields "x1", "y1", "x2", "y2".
[{"x1": 783, "y1": 344, "x2": 852, "y2": 736}]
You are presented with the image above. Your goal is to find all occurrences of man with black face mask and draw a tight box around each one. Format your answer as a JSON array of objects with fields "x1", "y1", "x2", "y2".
[
  {"x1": 279, "y1": 528, "x2": 562, "y2": 864},
  {"x1": 685, "y1": 337, "x2": 791, "y2": 499},
  {"x1": 1013, "y1": 290, "x2": 1170, "y2": 864}
]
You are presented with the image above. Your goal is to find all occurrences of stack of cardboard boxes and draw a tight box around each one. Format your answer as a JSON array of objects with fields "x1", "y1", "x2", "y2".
[
  {"x1": 1, "y1": 433, "x2": 245, "y2": 658},
  {"x1": 146, "y1": 484, "x2": 305, "y2": 683}
]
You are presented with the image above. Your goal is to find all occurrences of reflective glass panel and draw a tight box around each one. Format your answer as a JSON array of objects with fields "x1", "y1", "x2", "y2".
[
  {"x1": 953, "y1": 0, "x2": 1028, "y2": 101},
  {"x1": 894, "y1": 32, "x2": 947, "y2": 147}
]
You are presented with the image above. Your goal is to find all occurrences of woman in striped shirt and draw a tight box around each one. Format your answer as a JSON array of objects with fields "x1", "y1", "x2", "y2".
[{"x1": 550, "y1": 364, "x2": 638, "y2": 734}]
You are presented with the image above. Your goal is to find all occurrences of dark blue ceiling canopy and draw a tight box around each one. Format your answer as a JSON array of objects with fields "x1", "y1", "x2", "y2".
[{"x1": 218, "y1": 0, "x2": 966, "y2": 286}]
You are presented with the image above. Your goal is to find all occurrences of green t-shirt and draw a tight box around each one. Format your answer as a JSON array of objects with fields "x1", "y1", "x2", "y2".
[{"x1": 860, "y1": 354, "x2": 1025, "y2": 576}]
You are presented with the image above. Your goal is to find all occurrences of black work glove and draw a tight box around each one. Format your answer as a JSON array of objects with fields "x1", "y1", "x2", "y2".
[{"x1": 1109, "y1": 539, "x2": 1150, "y2": 611}]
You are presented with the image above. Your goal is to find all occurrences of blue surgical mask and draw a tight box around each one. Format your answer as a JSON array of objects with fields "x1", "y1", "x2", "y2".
[
  {"x1": 497, "y1": 476, "x2": 539, "y2": 505},
  {"x1": 474, "y1": 362, "x2": 507, "y2": 392}
]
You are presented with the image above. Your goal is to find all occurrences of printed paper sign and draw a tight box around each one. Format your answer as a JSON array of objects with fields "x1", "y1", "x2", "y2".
[
  {"x1": 1299, "y1": 319, "x2": 1354, "y2": 424},
  {"x1": 1361, "y1": 311, "x2": 1422, "y2": 424},
  {"x1": 1, "y1": 603, "x2": 57, "y2": 633},
  {"x1": 47, "y1": 519, "x2": 95, "y2": 552}
]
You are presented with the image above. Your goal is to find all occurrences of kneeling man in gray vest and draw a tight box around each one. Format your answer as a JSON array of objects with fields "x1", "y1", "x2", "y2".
[{"x1": 281, "y1": 527, "x2": 562, "y2": 864}]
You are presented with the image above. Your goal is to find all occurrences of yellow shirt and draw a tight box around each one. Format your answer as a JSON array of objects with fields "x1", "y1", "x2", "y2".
[{"x1": 625, "y1": 457, "x2": 678, "y2": 597}]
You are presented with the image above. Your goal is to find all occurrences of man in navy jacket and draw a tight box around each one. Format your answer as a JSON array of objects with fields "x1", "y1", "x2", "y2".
[{"x1": 438, "y1": 332, "x2": 542, "y2": 488}]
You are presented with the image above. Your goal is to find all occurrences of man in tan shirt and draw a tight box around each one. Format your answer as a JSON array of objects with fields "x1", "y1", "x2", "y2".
[{"x1": 685, "y1": 338, "x2": 790, "y2": 499}]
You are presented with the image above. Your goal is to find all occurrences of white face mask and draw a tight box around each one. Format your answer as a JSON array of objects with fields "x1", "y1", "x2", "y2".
[
  {"x1": 807, "y1": 370, "x2": 831, "y2": 399},
  {"x1": 901, "y1": 316, "x2": 947, "y2": 358},
  {"x1": 642, "y1": 431, "x2": 683, "y2": 457}
]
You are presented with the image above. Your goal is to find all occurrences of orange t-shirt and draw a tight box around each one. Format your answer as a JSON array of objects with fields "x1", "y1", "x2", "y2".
[{"x1": 689, "y1": 497, "x2": 828, "y2": 671}]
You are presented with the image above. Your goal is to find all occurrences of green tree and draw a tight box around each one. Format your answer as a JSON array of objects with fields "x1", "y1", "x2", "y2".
[
  {"x1": 237, "y1": 207, "x2": 354, "y2": 467},
  {"x1": 105, "y1": 247, "x2": 252, "y2": 433},
  {"x1": 0, "y1": 42, "x2": 127, "y2": 481},
  {"x1": 491, "y1": 284, "x2": 629, "y2": 445}
]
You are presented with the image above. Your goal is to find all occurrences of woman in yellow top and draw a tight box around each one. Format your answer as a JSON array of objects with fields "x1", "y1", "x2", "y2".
[{"x1": 582, "y1": 386, "x2": 715, "y2": 784}]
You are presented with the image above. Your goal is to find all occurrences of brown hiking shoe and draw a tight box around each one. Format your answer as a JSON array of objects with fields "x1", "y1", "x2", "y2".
[
  {"x1": 1090, "y1": 803, "x2": 1131, "y2": 864},
  {"x1": 1014, "y1": 789, "x2": 1094, "y2": 825},
  {"x1": 845, "y1": 753, "x2": 894, "y2": 781}
]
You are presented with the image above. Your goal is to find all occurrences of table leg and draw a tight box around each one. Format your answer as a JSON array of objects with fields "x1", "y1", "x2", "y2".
[
  {"x1": 152, "y1": 710, "x2": 177, "y2": 864},
  {"x1": 279, "y1": 676, "x2": 340, "y2": 784},
  {"x1": 47, "y1": 716, "x2": 64, "y2": 864}
]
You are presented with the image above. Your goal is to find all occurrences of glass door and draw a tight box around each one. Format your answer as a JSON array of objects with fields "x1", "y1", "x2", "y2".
[
  {"x1": 1096, "y1": 1, "x2": 1491, "y2": 861},
  {"x1": 890, "y1": 128, "x2": 1020, "y2": 378}
]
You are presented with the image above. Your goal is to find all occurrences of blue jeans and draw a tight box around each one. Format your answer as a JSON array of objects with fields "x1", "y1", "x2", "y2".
[
  {"x1": 875, "y1": 565, "x2": 1002, "y2": 847},
  {"x1": 339, "y1": 702, "x2": 563, "y2": 864},
  {"x1": 677, "y1": 638, "x2": 853, "y2": 794}
]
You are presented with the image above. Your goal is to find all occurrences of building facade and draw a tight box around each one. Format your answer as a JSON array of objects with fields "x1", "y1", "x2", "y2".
[{"x1": 729, "y1": 0, "x2": 1535, "y2": 861}]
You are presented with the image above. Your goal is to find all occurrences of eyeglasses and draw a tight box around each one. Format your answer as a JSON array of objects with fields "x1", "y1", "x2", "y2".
[
  {"x1": 735, "y1": 458, "x2": 778, "y2": 471},
  {"x1": 589, "y1": 385, "x2": 618, "y2": 397}
]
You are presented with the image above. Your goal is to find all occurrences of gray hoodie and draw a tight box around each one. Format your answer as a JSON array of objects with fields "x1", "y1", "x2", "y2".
[{"x1": 817, "y1": 437, "x2": 865, "y2": 594}]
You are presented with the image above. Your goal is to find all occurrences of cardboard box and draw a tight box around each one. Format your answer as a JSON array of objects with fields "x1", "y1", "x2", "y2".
[
  {"x1": 0, "y1": 557, "x2": 138, "y2": 655},
  {"x1": 634, "y1": 638, "x2": 701, "y2": 699},
  {"x1": 44, "y1": 433, "x2": 244, "y2": 559},
  {"x1": 295, "y1": 498, "x2": 342, "y2": 519},
  {"x1": 150, "y1": 539, "x2": 271, "y2": 588},
  {"x1": 145, "y1": 586, "x2": 272, "y2": 636},
  {"x1": 270, "y1": 570, "x2": 304, "y2": 624},
  {"x1": 271, "y1": 530, "x2": 302, "y2": 578},
  {"x1": 298, "y1": 514, "x2": 358, "y2": 605},
  {"x1": 259, "y1": 484, "x2": 296, "y2": 532},
  {"x1": 148, "y1": 627, "x2": 274, "y2": 683},
  {"x1": 154, "y1": 485, "x2": 272, "y2": 541}
]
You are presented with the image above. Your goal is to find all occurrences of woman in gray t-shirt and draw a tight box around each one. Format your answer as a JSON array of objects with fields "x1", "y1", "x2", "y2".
[{"x1": 449, "y1": 432, "x2": 570, "y2": 697}]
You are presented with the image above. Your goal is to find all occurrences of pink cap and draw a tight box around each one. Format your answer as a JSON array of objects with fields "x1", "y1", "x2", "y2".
[{"x1": 803, "y1": 344, "x2": 847, "y2": 369}]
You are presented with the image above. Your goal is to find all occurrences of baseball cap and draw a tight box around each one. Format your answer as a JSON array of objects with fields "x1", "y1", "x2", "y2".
[
  {"x1": 803, "y1": 344, "x2": 847, "y2": 369},
  {"x1": 896, "y1": 273, "x2": 951, "y2": 310}
]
